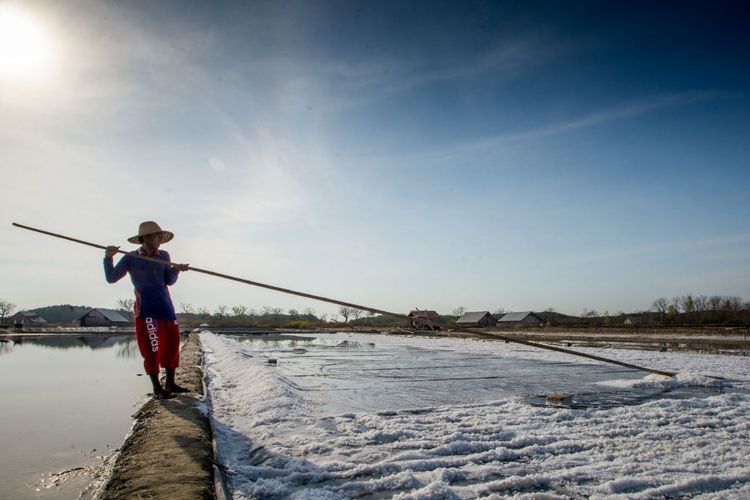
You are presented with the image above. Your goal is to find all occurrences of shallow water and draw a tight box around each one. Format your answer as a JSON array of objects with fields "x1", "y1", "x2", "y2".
[
  {"x1": 227, "y1": 333, "x2": 725, "y2": 414},
  {"x1": 0, "y1": 335, "x2": 148, "y2": 500}
]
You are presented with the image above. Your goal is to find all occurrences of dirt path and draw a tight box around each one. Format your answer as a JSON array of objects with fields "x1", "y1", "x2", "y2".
[{"x1": 98, "y1": 332, "x2": 215, "y2": 499}]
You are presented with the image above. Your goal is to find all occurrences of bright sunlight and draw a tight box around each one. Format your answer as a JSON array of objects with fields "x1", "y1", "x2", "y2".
[{"x1": 0, "y1": 5, "x2": 56, "y2": 81}]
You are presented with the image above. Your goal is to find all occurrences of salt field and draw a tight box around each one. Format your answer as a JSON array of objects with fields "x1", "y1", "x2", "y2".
[{"x1": 202, "y1": 331, "x2": 750, "y2": 499}]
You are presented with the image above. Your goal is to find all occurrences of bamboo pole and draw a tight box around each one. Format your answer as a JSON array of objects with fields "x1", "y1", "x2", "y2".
[{"x1": 12, "y1": 222, "x2": 676, "y2": 377}]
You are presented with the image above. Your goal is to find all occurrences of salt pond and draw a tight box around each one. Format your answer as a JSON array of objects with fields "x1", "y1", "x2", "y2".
[
  {"x1": 0, "y1": 335, "x2": 148, "y2": 499},
  {"x1": 202, "y1": 331, "x2": 750, "y2": 499}
]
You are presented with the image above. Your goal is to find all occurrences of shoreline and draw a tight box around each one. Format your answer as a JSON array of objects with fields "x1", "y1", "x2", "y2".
[
  {"x1": 476, "y1": 329, "x2": 750, "y2": 353},
  {"x1": 97, "y1": 332, "x2": 215, "y2": 499},
  {"x1": 4, "y1": 325, "x2": 747, "y2": 353}
]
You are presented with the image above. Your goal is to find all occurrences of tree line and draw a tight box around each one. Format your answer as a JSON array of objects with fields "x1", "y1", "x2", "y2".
[
  {"x1": 3, "y1": 293, "x2": 748, "y2": 328},
  {"x1": 649, "y1": 294, "x2": 747, "y2": 326},
  {"x1": 116, "y1": 300, "x2": 373, "y2": 326}
]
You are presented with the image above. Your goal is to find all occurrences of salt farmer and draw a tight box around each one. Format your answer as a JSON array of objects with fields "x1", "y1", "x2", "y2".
[{"x1": 103, "y1": 221, "x2": 189, "y2": 399}]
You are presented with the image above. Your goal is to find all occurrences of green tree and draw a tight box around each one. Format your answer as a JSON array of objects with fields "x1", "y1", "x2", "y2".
[
  {"x1": 680, "y1": 294, "x2": 695, "y2": 324},
  {"x1": 666, "y1": 304, "x2": 679, "y2": 322}
]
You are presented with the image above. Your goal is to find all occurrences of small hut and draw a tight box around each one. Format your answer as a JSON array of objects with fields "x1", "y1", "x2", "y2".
[
  {"x1": 408, "y1": 310, "x2": 440, "y2": 329},
  {"x1": 11, "y1": 311, "x2": 47, "y2": 329},
  {"x1": 456, "y1": 311, "x2": 497, "y2": 327},
  {"x1": 498, "y1": 311, "x2": 544, "y2": 326},
  {"x1": 79, "y1": 308, "x2": 130, "y2": 327}
]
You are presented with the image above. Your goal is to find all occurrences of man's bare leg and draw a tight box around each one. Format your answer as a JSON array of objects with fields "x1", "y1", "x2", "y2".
[
  {"x1": 149, "y1": 373, "x2": 174, "y2": 399},
  {"x1": 165, "y1": 367, "x2": 189, "y2": 393}
]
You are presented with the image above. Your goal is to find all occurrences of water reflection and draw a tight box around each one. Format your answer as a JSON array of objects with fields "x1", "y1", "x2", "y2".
[
  {"x1": 116, "y1": 337, "x2": 140, "y2": 359},
  {"x1": 231, "y1": 335, "x2": 373, "y2": 352},
  {"x1": 0, "y1": 335, "x2": 139, "y2": 359},
  {"x1": 0, "y1": 334, "x2": 147, "y2": 499}
]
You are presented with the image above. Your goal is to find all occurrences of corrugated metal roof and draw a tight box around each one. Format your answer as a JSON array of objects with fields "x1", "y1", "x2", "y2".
[
  {"x1": 498, "y1": 311, "x2": 538, "y2": 322},
  {"x1": 15, "y1": 311, "x2": 47, "y2": 323},
  {"x1": 82, "y1": 308, "x2": 129, "y2": 323},
  {"x1": 456, "y1": 311, "x2": 493, "y2": 323},
  {"x1": 99, "y1": 308, "x2": 129, "y2": 322}
]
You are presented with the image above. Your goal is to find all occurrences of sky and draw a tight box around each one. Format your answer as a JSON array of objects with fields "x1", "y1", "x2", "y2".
[{"x1": 1, "y1": 0, "x2": 749, "y2": 318}]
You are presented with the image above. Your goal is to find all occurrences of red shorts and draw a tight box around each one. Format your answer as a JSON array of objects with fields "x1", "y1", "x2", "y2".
[{"x1": 135, "y1": 317, "x2": 180, "y2": 375}]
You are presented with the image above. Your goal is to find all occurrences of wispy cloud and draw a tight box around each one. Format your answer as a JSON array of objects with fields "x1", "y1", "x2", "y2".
[
  {"x1": 315, "y1": 36, "x2": 562, "y2": 94},
  {"x1": 201, "y1": 35, "x2": 568, "y2": 122},
  {"x1": 558, "y1": 232, "x2": 750, "y2": 266},
  {"x1": 390, "y1": 91, "x2": 730, "y2": 162}
]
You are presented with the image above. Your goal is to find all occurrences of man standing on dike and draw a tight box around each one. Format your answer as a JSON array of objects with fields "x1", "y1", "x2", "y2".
[{"x1": 104, "y1": 221, "x2": 190, "y2": 399}]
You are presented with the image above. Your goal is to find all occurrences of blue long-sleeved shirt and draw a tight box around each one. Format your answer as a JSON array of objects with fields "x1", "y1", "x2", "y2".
[{"x1": 104, "y1": 248, "x2": 179, "y2": 321}]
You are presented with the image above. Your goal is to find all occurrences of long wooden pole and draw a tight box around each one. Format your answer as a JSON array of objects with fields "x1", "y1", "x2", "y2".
[{"x1": 12, "y1": 222, "x2": 676, "y2": 377}]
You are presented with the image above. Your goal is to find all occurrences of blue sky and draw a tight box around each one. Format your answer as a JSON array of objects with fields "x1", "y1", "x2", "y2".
[{"x1": 1, "y1": 0, "x2": 748, "y2": 317}]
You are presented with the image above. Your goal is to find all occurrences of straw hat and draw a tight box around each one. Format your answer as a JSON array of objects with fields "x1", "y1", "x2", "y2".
[{"x1": 127, "y1": 221, "x2": 174, "y2": 244}]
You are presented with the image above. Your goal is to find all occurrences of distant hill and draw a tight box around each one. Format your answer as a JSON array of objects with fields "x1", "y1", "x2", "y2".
[
  {"x1": 535, "y1": 310, "x2": 580, "y2": 325},
  {"x1": 29, "y1": 304, "x2": 91, "y2": 323}
]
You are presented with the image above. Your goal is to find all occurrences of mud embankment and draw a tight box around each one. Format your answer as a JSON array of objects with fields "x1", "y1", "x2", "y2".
[
  {"x1": 99, "y1": 333, "x2": 215, "y2": 499},
  {"x1": 478, "y1": 328, "x2": 750, "y2": 352}
]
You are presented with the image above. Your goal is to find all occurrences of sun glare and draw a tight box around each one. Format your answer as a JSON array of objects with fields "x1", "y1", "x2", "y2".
[{"x1": 0, "y1": 5, "x2": 56, "y2": 81}]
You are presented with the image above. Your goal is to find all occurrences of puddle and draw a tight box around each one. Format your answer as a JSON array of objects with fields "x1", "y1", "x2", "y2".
[{"x1": 227, "y1": 333, "x2": 724, "y2": 414}]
